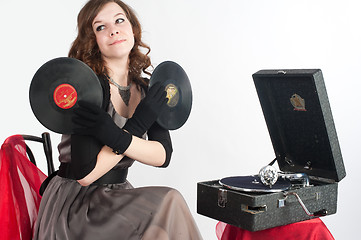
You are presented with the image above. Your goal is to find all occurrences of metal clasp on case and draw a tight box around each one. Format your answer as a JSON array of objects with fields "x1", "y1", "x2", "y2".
[{"x1": 218, "y1": 189, "x2": 228, "y2": 208}]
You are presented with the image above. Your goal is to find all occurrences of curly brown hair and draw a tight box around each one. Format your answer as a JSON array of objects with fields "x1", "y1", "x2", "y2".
[{"x1": 68, "y1": 0, "x2": 151, "y2": 87}]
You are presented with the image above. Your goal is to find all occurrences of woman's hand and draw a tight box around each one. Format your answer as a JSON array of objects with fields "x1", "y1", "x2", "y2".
[
  {"x1": 123, "y1": 82, "x2": 167, "y2": 137},
  {"x1": 72, "y1": 101, "x2": 132, "y2": 154}
]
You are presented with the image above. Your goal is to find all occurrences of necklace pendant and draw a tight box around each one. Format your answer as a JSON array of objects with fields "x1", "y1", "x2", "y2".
[
  {"x1": 118, "y1": 88, "x2": 130, "y2": 106},
  {"x1": 106, "y1": 75, "x2": 132, "y2": 106}
]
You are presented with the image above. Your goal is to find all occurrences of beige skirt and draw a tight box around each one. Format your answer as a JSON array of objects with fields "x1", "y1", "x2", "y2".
[{"x1": 33, "y1": 176, "x2": 202, "y2": 240}]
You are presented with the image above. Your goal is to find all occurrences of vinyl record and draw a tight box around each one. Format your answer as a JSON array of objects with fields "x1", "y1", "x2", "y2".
[
  {"x1": 149, "y1": 61, "x2": 192, "y2": 130},
  {"x1": 219, "y1": 175, "x2": 291, "y2": 193},
  {"x1": 29, "y1": 57, "x2": 103, "y2": 134}
]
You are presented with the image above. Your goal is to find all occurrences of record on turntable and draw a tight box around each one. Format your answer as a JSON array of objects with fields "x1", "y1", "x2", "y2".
[
  {"x1": 219, "y1": 175, "x2": 291, "y2": 193},
  {"x1": 219, "y1": 164, "x2": 310, "y2": 193},
  {"x1": 29, "y1": 57, "x2": 103, "y2": 134},
  {"x1": 150, "y1": 61, "x2": 192, "y2": 130}
]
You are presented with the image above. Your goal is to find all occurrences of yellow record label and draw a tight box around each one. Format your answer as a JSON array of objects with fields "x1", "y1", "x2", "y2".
[{"x1": 165, "y1": 83, "x2": 179, "y2": 107}]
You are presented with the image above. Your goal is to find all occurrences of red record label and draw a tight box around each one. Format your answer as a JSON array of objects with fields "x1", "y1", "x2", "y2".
[{"x1": 53, "y1": 84, "x2": 78, "y2": 109}]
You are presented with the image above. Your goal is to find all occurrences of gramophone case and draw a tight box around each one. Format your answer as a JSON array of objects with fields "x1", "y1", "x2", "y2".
[{"x1": 197, "y1": 69, "x2": 346, "y2": 231}]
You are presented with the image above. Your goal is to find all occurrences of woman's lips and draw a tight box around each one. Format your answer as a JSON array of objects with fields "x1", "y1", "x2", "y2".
[{"x1": 111, "y1": 39, "x2": 126, "y2": 45}]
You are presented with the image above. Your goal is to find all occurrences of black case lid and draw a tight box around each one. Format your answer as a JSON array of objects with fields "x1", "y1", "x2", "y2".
[{"x1": 253, "y1": 69, "x2": 345, "y2": 182}]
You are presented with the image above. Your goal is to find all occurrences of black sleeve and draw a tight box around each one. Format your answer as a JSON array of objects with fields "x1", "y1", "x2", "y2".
[
  {"x1": 70, "y1": 134, "x2": 103, "y2": 180},
  {"x1": 147, "y1": 122, "x2": 173, "y2": 168},
  {"x1": 69, "y1": 75, "x2": 109, "y2": 180}
]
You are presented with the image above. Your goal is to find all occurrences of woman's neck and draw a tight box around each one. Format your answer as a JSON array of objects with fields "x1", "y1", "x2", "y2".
[{"x1": 104, "y1": 57, "x2": 130, "y2": 86}]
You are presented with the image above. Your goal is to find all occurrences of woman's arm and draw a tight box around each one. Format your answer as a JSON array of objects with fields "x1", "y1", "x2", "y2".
[
  {"x1": 125, "y1": 136, "x2": 166, "y2": 166},
  {"x1": 77, "y1": 136, "x2": 165, "y2": 186},
  {"x1": 77, "y1": 145, "x2": 123, "y2": 186},
  {"x1": 74, "y1": 83, "x2": 170, "y2": 186}
]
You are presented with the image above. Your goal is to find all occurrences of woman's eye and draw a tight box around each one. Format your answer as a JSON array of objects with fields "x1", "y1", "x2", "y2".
[
  {"x1": 96, "y1": 25, "x2": 105, "y2": 32},
  {"x1": 115, "y1": 18, "x2": 125, "y2": 24}
]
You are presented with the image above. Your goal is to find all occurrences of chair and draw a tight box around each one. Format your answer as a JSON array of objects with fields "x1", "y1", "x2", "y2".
[
  {"x1": 22, "y1": 132, "x2": 55, "y2": 176},
  {"x1": 0, "y1": 132, "x2": 54, "y2": 240}
]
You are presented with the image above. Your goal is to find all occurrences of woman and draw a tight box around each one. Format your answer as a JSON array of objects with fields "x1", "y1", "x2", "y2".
[{"x1": 33, "y1": 0, "x2": 202, "y2": 239}]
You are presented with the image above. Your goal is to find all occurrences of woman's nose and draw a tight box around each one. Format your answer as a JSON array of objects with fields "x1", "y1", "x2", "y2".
[{"x1": 110, "y1": 30, "x2": 119, "y2": 37}]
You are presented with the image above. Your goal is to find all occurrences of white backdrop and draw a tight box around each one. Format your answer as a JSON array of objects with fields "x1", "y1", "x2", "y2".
[{"x1": 1, "y1": 0, "x2": 360, "y2": 239}]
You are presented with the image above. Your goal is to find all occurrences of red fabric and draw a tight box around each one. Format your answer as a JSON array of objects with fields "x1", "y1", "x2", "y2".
[
  {"x1": 0, "y1": 135, "x2": 47, "y2": 240},
  {"x1": 216, "y1": 218, "x2": 334, "y2": 240}
]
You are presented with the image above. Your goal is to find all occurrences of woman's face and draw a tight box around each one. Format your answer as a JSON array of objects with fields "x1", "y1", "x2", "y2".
[{"x1": 92, "y1": 2, "x2": 134, "y2": 62}]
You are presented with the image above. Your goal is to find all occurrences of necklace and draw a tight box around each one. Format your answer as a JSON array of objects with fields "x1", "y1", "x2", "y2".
[{"x1": 107, "y1": 75, "x2": 132, "y2": 106}]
